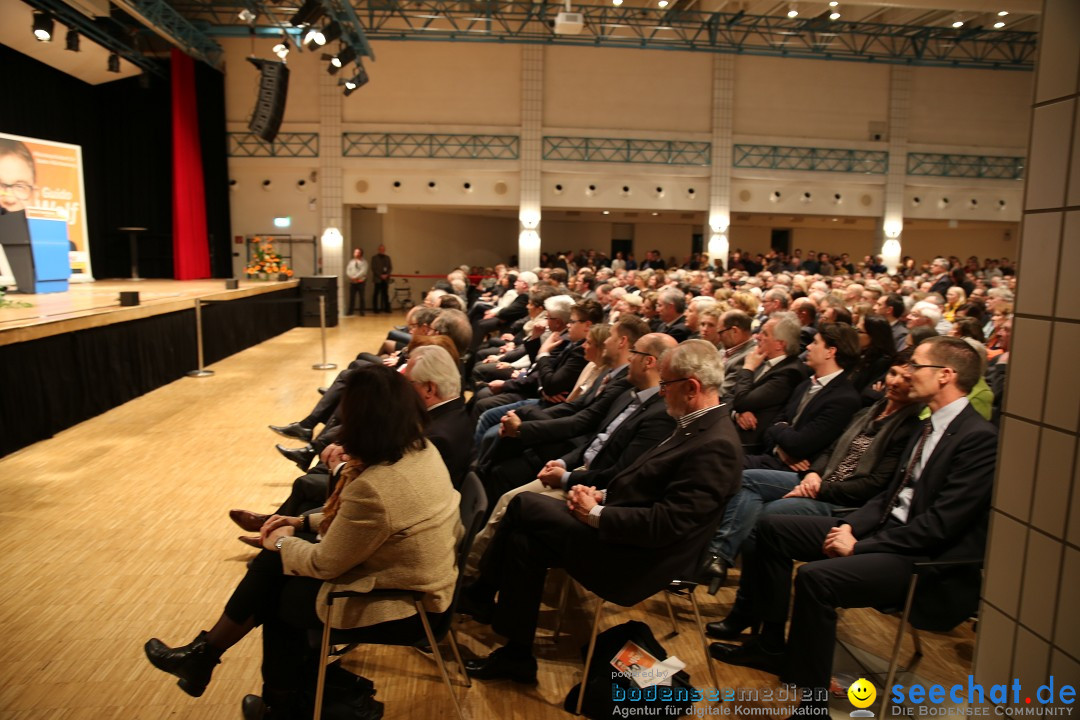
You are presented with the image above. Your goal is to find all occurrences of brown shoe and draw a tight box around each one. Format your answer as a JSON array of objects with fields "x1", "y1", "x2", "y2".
[
  {"x1": 229, "y1": 509, "x2": 270, "y2": 532},
  {"x1": 238, "y1": 536, "x2": 262, "y2": 549}
]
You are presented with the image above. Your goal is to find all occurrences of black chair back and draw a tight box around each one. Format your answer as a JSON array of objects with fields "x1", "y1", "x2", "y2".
[{"x1": 430, "y1": 472, "x2": 487, "y2": 640}]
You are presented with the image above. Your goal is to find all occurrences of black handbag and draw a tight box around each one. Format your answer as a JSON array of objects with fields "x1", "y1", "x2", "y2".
[{"x1": 563, "y1": 620, "x2": 695, "y2": 719}]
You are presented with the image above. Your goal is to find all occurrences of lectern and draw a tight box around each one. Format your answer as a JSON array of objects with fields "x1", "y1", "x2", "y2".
[{"x1": 0, "y1": 210, "x2": 71, "y2": 294}]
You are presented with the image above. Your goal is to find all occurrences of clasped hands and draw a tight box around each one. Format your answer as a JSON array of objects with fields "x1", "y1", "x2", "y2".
[
  {"x1": 822, "y1": 523, "x2": 856, "y2": 557},
  {"x1": 566, "y1": 484, "x2": 604, "y2": 524},
  {"x1": 259, "y1": 515, "x2": 300, "y2": 552}
]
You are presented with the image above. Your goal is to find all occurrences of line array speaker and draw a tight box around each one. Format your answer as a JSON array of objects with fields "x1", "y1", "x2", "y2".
[{"x1": 247, "y1": 58, "x2": 290, "y2": 143}]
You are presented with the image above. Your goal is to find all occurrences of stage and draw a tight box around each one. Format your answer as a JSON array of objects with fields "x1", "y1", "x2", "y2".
[
  {"x1": 0, "y1": 278, "x2": 299, "y2": 346},
  {"x1": 0, "y1": 278, "x2": 305, "y2": 457}
]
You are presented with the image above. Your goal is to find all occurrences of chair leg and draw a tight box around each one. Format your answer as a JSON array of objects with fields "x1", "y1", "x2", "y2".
[
  {"x1": 446, "y1": 628, "x2": 472, "y2": 688},
  {"x1": 879, "y1": 575, "x2": 920, "y2": 718},
  {"x1": 416, "y1": 600, "x2": 467, "y2": 720},
  {"x1": 312, "y1": 615, "x2": 334, "y2": 720},
  {"x1": 662, "y1": 592, "x2": 679, "y2": 637},
  {"x1": 576, "y1": 598, "x2": 607, "y2": 716},
  {"x1": 553, "y1": 574, "x2": 572, "y2": 643},
  {"x1": 687, "y1": 588, "x2": 720, "y2": 694}
]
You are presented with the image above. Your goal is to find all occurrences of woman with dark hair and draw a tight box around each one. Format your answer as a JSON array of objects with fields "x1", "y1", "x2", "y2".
[
  {"x1": 849, "y1": 314, "x2": 896, "y2": 400},
  {"x1": 145, "y1": 365, "x2": 462, "y2": 718},
  {"x1": 951, "y1": 316, "x2": 986, "y2": 343}
]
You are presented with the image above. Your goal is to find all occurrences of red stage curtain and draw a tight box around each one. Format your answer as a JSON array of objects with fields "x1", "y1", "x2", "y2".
[{"x1": 170, "y1": 49, "x2": 211, "y2": 279}]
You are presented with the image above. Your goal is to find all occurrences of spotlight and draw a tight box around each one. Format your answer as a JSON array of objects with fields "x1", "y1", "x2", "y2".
[
  {"x1": 107, "y1": 53, "x2": 120, "y2": 73},
  {"x1": 290, "y1": 0, "x2": 324, "y2": 27},
  {"x1": 801, "y1": 191, "x2": 812, "y2": 203},
  {"x1": 833, "y1": 193, "x2": 842, "y2": 204},
  {"x1": 237, "y1": 8, "x2": 256, "y2": 23},
  {"x1": 553, "y1": 183, "x2": 564, "y2": 195},
  {"x1": 997, "y1": 199, "x2": 1007, "y2": 210},
  {"x1": 273, "y1": 43, "x2": 290, "y2": 60},
  {"x1": 657, "y1": 0, "x2": 668, "y2": 7},
  {"x1": 612, "y1": 0, "x2": 622, "y2": 5},
  {"x1": 828, "y1": 0, "x2": 837, "y2": 5},
  {"x1": 342, "y1": 65, "x2": 369, "y2": 96},
  {"x1": 321, "y1": 21, "x2": 342, "y2": 44},
  {"x1": 951, "y1": 20, "x2": 964, "y2": 28},
  {"x1": 32, "y1": 11, "x2": 54, "y2": 42},
  {"x1": 786, "y1": 5, "x2": 798, "y2": 18},
  {"x1": 829, "y1": 11, "x2": 840, "y2": 19},
  {"x1": 993, "y1": 21, "x2": 1005, "y2": 28},
  {"x1": 304, "y1": 28, "x2": 326, "y2": 49},
  {"x1": 911, "y1": 196, "x2": 921, "y2": 207},
  {"x1": 337, "y1": 46, "x2": 357, "y2": 65},
  {"x1": 770, "y1": 190, "x2": 781, "y2": 202},
  {"x1": 65, "y1": 29, "x2": 79, "y2": 51},
  {"x1": 997, "y1": 10, "x2": 1008, "y2": 16},
  {"x1": 261, "y1": 179, "x2": 272, "y2": 191}
]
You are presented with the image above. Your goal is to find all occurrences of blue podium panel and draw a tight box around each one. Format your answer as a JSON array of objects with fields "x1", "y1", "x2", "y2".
[{"x1": 27, "y1": 217, "x2": 71, "y2": 293}]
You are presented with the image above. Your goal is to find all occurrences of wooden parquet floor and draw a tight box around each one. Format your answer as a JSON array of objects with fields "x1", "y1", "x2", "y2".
[{"x1": 0, "y1": 312, "x2": 975, "y2": 719}]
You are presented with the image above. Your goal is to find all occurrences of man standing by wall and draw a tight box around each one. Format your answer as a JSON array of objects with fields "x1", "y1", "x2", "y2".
[
  {"x1": 345, "y1": 248, "x2": 368, "y2": 316},
  {"x1": 371, "y1": 244, "x2": 393, "y2": 314}
]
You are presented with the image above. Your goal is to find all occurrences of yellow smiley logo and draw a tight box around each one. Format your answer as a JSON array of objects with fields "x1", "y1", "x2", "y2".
[{"x1": 848, "y1": 678, "x2": 877, "y2": 708}]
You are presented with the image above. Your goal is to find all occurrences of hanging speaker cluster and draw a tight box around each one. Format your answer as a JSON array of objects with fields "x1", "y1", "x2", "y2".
[{"x1": 247, "y1": 58, "x2": 290, "y2": 143}]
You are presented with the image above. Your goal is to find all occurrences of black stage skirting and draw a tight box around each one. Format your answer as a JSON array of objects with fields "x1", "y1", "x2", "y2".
[{"x1": 0, "y1": 286, "x2": 300, "y2": 457}]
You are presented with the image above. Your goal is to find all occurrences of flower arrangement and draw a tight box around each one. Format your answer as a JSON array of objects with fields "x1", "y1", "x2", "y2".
[{"x1": 246, "y1": 237, "x2": 294, "y2": 279}]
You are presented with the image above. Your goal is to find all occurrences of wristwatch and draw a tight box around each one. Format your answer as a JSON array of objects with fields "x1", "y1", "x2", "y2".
[{"x1": 274, "y1": 536, "x2": 287, "y2": 551}]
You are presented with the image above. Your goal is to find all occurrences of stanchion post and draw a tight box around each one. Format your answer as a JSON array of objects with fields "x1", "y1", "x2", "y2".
[
  {"x1": 186, "y1": 298, "x2": 215, "y2": 378},
  {"x1": 312, "y1": 293, "x2": 338, "y2": 370}
]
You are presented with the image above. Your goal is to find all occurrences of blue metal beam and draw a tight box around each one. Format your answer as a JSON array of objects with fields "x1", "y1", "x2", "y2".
[
  {"x1": 111, "y1": 0, "x2": 224, "y2": 68},
  {"x1": 311, "y1": 1, "x2": 1034, "y2": 70}
]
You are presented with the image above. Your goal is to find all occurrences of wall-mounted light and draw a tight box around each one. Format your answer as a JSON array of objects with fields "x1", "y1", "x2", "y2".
[
  {"x1": 883, "y1": 219, "x2": 903, "y2": 238},
  {"x1": 261, "y1": 179, "x2": 272, "y2": 191},
  {"x1": 801, "y1": 191, "x2": 812, "y2": 204},
  {"x1": 770, "y1": 190, "x2": 782, "y2": 203},
  {"x1": 321, "y1": 226, "x2": 343, "y2": 250},
  {"x1": 519, "y1": 207, "x2": 541, "y2": 229},
  {"x1": 553, "y1": 183, "x2": 564, "y2": 195}
]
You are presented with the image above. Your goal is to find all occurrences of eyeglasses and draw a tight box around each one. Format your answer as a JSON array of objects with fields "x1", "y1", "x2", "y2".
[
  {"x1": 907, "y1": 361, "x2": 949, "y2": 372},
  {"x1": 658, "y1": 377, "x2": 691, "y2": 391},
  {"x1": 629, "y1": 349, "x2": 656, "y2": 359},
  {"x1": 0, "y1": 182, "x2": 34, "y2": 200}
]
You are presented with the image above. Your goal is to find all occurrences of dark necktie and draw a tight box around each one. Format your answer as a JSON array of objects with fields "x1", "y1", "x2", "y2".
[{"x1": 879, "y1": 420, "x2": 933, "y2": 526}]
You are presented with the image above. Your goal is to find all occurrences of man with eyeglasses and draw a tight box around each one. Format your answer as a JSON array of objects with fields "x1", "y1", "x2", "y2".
[
  {"x1": 710, "y1": 336, "x2": 996, "y2": 718},
  {"x1": 461, "y1": 340, "x2": 742, "y2": 684}
]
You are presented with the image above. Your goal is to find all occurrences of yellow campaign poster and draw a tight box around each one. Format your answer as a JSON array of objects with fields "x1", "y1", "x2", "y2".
[{"x1": 0, "y1": 132, "x2": 93, "y2": 280}]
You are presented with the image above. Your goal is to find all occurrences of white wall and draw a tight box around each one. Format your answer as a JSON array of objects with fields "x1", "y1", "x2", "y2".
[
  {"x1": 377, "y1": 207, "x2": 518, "y2": 276},
  {"x1": 544, "y1": 46, "x2": 713, "y2": 133},
  {"x1": 908, "y1": 66, "x2": 1032, "y2": 148}
]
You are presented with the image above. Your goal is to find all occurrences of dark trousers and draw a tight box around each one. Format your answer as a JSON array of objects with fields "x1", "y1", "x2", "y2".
[
  {"x1": 224, "y1": 549, "x2": 446, "y2": 715},
  {"x1": 276, "y1": 472, "x2": 331, "y2": 517},
  {"x1": 742, "y1": 515, "x2": 917, "y2": 691},
  {"x1": 479, "y1": 493, "x2": 580, "y2": 647},
  {"x1": 373, "y1": 281, "x2": 390, "y2": 313},
  {"x1": 300, "y1": 355, "x2": 379, "y2": 428},
  {"x1": 469, "y1": 388, "x2": 526, "y2": 421},
  {"x1": 347, "y1": 281, "x2": 366, "y2": 315}
]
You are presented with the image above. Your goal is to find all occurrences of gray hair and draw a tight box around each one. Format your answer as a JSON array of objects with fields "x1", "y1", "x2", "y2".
[
  {"x1": 430, "y1": 308, "x2": 472, "y2": 354},
  {"x1": 689, "y1": 295, "x2": 718, "y2": 312},
  {"x1": 661, "y1": 339, "x2": 725, "y2": 391},
  {"x1": 409, "y1": 345, "x2": 461, "y2": 399},
  {"x1": 658, "y1": 287, "x2": 686, "y2": 313},
  {"x1": 770, "y1": 311, "x2": 802, "y2": 357},
  {"x1": 544, "y1": 294, "x2": 575, "y2": 321}
]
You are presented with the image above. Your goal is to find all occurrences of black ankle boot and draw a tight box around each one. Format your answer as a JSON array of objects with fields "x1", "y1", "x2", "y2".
[{"x1": 144, "y1": 630, "x2": 222, "y2": 697}]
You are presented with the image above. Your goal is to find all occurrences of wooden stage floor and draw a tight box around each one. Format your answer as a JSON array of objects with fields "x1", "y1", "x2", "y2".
[
  {"x1": 0, "y1": 278, "x2": 299, "y2": 346},
  {"x1": 0, "y1": 312, "x2": 977, "y2": 719}
]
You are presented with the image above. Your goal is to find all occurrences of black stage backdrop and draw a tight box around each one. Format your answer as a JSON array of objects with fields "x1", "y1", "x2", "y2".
[
  {"x1": 0, "y1": 44, "x2": 232, "y2": 279},
  {"x1": 0, "y1": 286, "x2": 299, "y2": 457}
]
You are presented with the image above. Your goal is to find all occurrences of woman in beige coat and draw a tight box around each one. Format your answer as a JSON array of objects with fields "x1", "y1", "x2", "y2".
[{"x1": 145, "y1": 364, "x2": 462, "y2": 717}]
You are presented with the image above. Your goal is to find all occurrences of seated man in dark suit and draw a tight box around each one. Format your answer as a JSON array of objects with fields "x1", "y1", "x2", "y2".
[
  {"x1": 460, "y1": 340, "x2": 743, "y2": 683},
  {"x1": 731, "y1": 312, "x2": 809, "y2": 453},
  {"x1": 466, "y1": 332, "x2": 678, "y2": 572},
  {"x1": 743, "y1": 322, "x2": 862, "y2": 471},
  {"x1": 655, "y1": 287, "x2": 691, "y2": 341},
  {"x1": 710, "y1": 336, "x2": 997, "y2": 717}
]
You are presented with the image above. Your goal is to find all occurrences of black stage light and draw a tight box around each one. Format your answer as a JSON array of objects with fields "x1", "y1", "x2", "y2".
[
  {"x1": 290, "y1": 0, "x2": 325, "y2": 27},
  {"x1": 342, "y1": 65, "x2": 369, "y2": 97},
  {"x1": 321, "y1": 21, "x2": 341, "y2": 44},
  {"x1": 32, "y1": 11, "x2": 54, "y2": 41},
  {"x1": 336, "y1": 45, "x2": 357, "y2": 65},
  {"x1": 107, "y1": 53, "x2": 120, "y2": 72},
  {"x1": 65, "y1": 28, "x2": 80, "y2": 51}
]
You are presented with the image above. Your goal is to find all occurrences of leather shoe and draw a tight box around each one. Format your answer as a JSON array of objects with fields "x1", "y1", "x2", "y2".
[
  {"x1": 144, "y1": 631, "x2": 221, "y2": 697},
  {"x1": 317, "y1": 386, "x2": 328, "y2": 395},
  {"x1": 229, "y1": 509, "x2": 270, "y2": 532},
  {"x1": 709, "y1": 638, "x2": 783, "y2": 676},
  {"x1": 268, "y1": 422, "x2": 313, "y2": 442},
  {"x1": 276, "y1": 444, "x2": 315, "y2": 471},
  {"x1": 704, "y1": 556, "x2": 729, "y2": 595},
  {"x1": 464, "y1": 647, "x2": 538, "y2": 684},
  {"x1": 241, "y1": 694, "x2": 267, "y2": 720},
  {"x1": 705, "y1": 614, "x2": 760, "y2": 640},
  {"x1": 238, "y1": 536, "x2": 262, "y2": 549}
]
